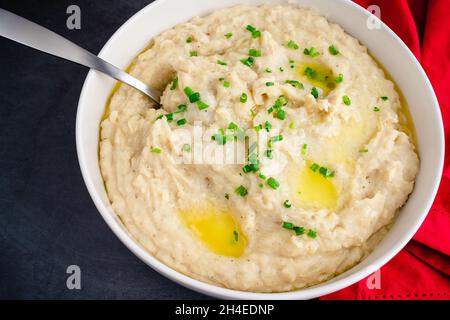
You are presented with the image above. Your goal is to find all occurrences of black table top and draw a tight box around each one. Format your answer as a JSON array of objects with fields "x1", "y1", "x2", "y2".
[{"x1": 0, "y1": 0, "x2": 208, "y2": 299}]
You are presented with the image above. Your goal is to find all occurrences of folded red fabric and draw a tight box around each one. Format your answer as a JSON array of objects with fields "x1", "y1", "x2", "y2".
[{"x1": 321, "y1": 0, "x2": 450, "y2": 300}]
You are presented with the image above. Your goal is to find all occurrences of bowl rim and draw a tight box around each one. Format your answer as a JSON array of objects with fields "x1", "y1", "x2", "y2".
[{"x1": 75, "y1": 0, "x2": 445, "y2": 299}]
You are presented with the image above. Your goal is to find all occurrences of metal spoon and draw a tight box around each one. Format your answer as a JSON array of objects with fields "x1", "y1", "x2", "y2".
[{"x1": 0, "y1": 8, "x2": 161, "y2": 103}]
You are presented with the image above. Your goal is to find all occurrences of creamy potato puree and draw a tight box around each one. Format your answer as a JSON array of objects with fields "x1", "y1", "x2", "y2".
[{"x1": 99, "y1": 5, "x2": 419, "y2": 292}]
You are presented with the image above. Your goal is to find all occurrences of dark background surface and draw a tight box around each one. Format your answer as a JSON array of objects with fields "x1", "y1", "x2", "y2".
[{"x1": 0, "y1": 0, "x2": 208, "y2": 299}]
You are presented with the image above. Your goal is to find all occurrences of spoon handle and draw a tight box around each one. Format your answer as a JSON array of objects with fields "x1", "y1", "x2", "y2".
[{"x1": 0, "y1": 8, "x2": 160, "y2": 102}]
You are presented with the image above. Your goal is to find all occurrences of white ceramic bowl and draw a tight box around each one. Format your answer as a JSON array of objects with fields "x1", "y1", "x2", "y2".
[{"x1": 76, "y1": 0, "x2": 445, "y2": 299}]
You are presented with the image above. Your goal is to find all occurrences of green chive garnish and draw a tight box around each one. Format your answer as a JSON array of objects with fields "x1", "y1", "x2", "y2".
[
  {"x1": 249, "y1": 49, "x2": 261, "y2": 57},
  {"x1": 373, "y1": 106, "x2": 380, "y2": 112},
  {"x1": 240, "y1": 56, "x2": 255, "y2": 68},
  {"x1": 246, "y1": 25, "x2": 261, "y2": 38},
  {"x1": 235, "y1": 185, "x2": 248, "y2": 197},
  {"x1": 311, "y1": 87, "x2": 319, "y2": 99},
  {"x1": 343, "y1": 95, "x2": 351, "y2": 106},
  {"x1": 276, "y1": 109, "x2": 286, "y2": 120},
  {"x1": 310, "y1": 163, "x2": 320, "y2": 172},
  {"x1": 381, "y1": 96, "x2": 389, "y2": 101},
  {"x1": 233, "y1": 230, "x2": 239, "y2": 242},
  {"x1": 176, "y1": 118, "x2": 187, "y2": 126},
  {"x1": 283, "y1": 200, "x2": 292, "y2": 208},
  {"x1": 196, "y1": 100, "x2": 209, "y2": 110},
  {"x1": 282, "y1": 221, "x2": 294, "y2": 230},
  {"x1": 307, "y1": 229, "x2": 317, "y2": 238},
  {"x1": 301, "y1": 144, "x2": 308, "y2": 156},
  {"x1": 170, "y1": 76, "x2": 178, "y2": 90},
  {"x1": 335, "y1": 74, "x2": 344, "y2": 83},
  {"x1": 304, "y1": 47, "x2": 320, "y2": 57},
  {"x1": 287, "y1": 40, "x2": 299, "y2": 50},
  {"x1": 285, "y1": 80, "x2": 304, "y2": 89},
  {"x1": 266, "y1": 82, "x2": 274, "y2": 87},
  {"x1": 265, "y1": 68, "x2": 272, "y2": 73},
  {"x1": 150, "y1": 147, "x2": 161, "y2": 153},
  {"x1": 225, "y1": 193, "x2": 230, "y2": 200},
  {"x1": 328, "y1": 45, "x2": 339, "y2": 55},
  {"x1": 186, "y1": 36, "x2": 193, "y2": 43},
  {"x1": 217, "y1": 60, "x2": 227, "y2": 66},
  {"x1": 264, "y1": 121, "x2": 272, "y2": 132},
  {"x1": 225, "y1": 32, "x2": 233, "y2": 39},
  {"x1": 267, "y1": 177, "x2": 279, "y2": 189},
  {"x1": 240, "y1": 93, "x2": 248, "y2": 103},
  {"x1": 223, "y1": 80, "x2": 231, "y2": 88},
  {"x1": 190, "y1": 51, "x2": 198, "y2": 57}
]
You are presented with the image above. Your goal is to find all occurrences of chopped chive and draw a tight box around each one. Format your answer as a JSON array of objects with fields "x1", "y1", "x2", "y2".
[
  {"x1": 253, "y1": 124, "x2": 263, "y2": 132},
  {"x1": 184, "y1": 86, "x2": 201, "y2": 103},
  {"x1": 182, "y1": 144, "x2": 191, "y2": 152},
  {"x1": 275, "y1": 109, "x2": 286, "y2": 120},
  {"x1": 170, "y1": 76, "x2": 178, "y2": 90},
  {"x1": 304, "y1": 47, "x2": 320, "y2": 57},
  {"x1": 150, "y1": 147, "x2": 161, "y2": 153},
  {"x1": 264, "y1": 121, "x2": 272, "y2": 132},
  {"x1": 328, "y1": 45, "x2": 339, "y2": 55},
  {"x1": 307, "y1": 229, "x2": 317, "y2": 238},
  {"x1": 310, "y1": 163, "x2": 320, "y2": 172},
  {"x1": 319, "y1": 166, "x2": 335, "y2": 178},
  {"x1": 258, "y1": 183, "x2": 264, "y2": 188},
  {"x1": 235, "y1": 185, "x2": 248, "y2": 197},
  {"x1": 217, "y1": 60, "x2": 227, "y2": 66},
  {"x1": 335, "y1": 74, "x2": 344, "y2": 83},
  {"x1": 265, "y1": 149, "x2": 273, "y2": 159},
  {"x1": 279, "y1": 66, "x2": 284, "y2": 72},
  {"x1": 311, "y1": 87, "x2": 319, "y2": 99},
  {"x1": 283, "y1": 200, "x2": 292, "y2": 208},
  {"x1": 343, "y1": 95, "x2": 351, "y2": 106},
  {"x1": 282, "y1": 221, "x2": 294, "y2": 230},
  {"x1": 190, "y1": 51, "x2": 198, "y2": 57},
  {"x1": 304, "y1": 67, "x2": 316, "y2": 79},
  {"x1": 294, "y1": 226, "x2": 305, "y2": 236},
  {"x1": 359, "y1": 148, "x2": 368, "y2": 153},
  {"x1": 258, "y1": 173, "x2": 266, "y2": 180},
  {"x1": 373, "y1": 106, "x2": 380, "y2": 112},
  {"x1": 225, "y1": 193, "x2": 230, "y2": 200},
  {"x1": 287, "y1": 40, "x2": 299, "y2": 50},
  {"x1": 249, "y1": 49, "x2": 262, "y2": 57},
  {"x1": 240, "y1": 56, "x2": 255, "y2": 68},
  {"x1": 225, "y1": 32, "x2": 233, "y2": 39},
  {"x1": 270, "y1": 135, "x2": 283, "y2": 143},
  {"x1": 266, "y1": 82, "x2": 275, "y2": 87},
  {"x1": 240, "y1": 93, "x2": 248, "y2": 103},
  {"x1": 265, "y1": 68, "x2": 272, "y2": 73},
  {"x1": 285, "y1": 80, "x2": 304, "y2": 89},
  {"x1": 301, "y1": 143, "x2": 308, "y2": 156},
  {"x1": 246, "y1": 25, "x2": 261, "y2": 38},
  {"x1": 289, "y1": 122, "x2": 295, "y2": 129},
  {"x1": 233, "y1": 230, "x2": 239, "y2": 242},
  {"x1": 175, "y1": 104, "x2": 187, "y2": 113},
  {"x1": 223, "y1": 80, "x2": 231, "y2": 88},
  {"x1": 381, "y1": 96, "x2": 389, "y2": 101},
  {"x1": 176, "y1": 118, "x2": 187, "y2": 126},
  {"x1": 267, "y1": 177, "x2": 279, "y2": 189},
  {"x1": 186, "y1": 36, "x2": 193, "y2": 43},
  {"x1": 196, "y1": 100, "x2": 209, "y2": 110}
]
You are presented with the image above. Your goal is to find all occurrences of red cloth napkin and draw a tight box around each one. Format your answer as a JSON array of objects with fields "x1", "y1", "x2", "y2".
[{"x1": 321, "y1": 0, "x2": 450, "y2": 300}]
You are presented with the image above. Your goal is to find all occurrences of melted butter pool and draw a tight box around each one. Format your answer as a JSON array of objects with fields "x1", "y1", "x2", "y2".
[
  {"x1": 288, "y1": 161, "x2": 338, "y2": 210},
  {"x1": 298, "y1": 62, "x2": 336, "y2": 96},
  {"x1": 179, "y1": 205, "x2": 247, "y2": 257}
]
